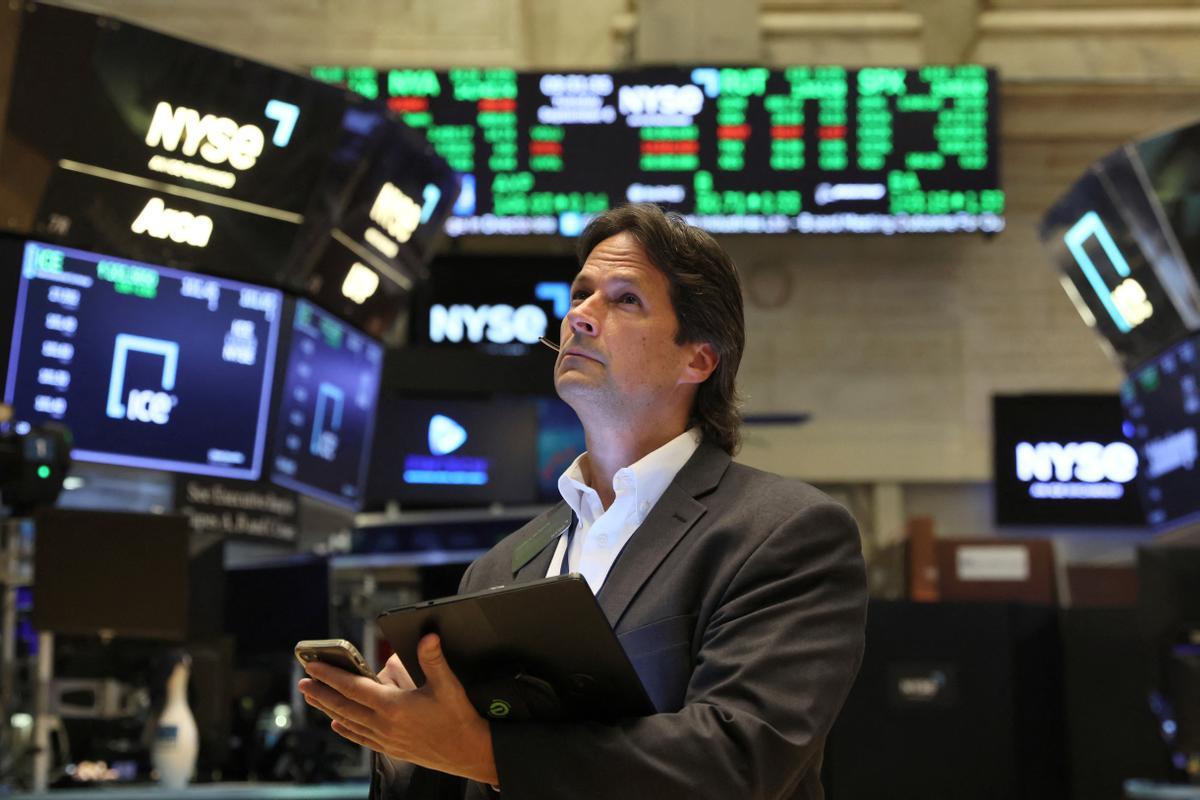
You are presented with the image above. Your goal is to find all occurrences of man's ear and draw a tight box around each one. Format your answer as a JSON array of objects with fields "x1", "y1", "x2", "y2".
[{"x1": 679, "y1": 342, "x2": 719, "y2": 386}]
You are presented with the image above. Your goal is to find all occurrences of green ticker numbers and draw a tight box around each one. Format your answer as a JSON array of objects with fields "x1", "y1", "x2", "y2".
[
  {"x1": 310, "y1": 66, "x2": 379, "y2": 100},
  {"x1": 718, "y1": 68, "x2": 769, "y2": 98},
  {"x1": 427, "y1": 125, "x2": 475, "y2": 172},
  {"x1": 346, "y1": 67, "x2": 380, "y2": 100},
  {"x1": 450, "y1": 69, "x2": 517, "y2": 101},
  {"x1": 97, "y1": 261, "x2": 159, "y2": 299},
  {"x1": 387, "y1": 69, "x2": 441, "y2": 97},
  {"x1": 642, "y1": 154, "x2": 700, "y2": 171},
  {"x1": 693, "y1": 172, "x2": 800, "y2": 216}
]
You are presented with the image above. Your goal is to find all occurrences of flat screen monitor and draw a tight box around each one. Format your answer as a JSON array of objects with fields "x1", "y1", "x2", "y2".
[
  {"x1": 368, "y1": 396, "x2": 538, "y2": 508},
  {"x1": 224, "y1": 554, "x2": 329, "y2": 661},
  {"x1": 993, "y1": 394, "x2": 1145, "y2": 527},
  {"x1": 3, "y1": 240, "x2": 282, "y2": 479},
  {"x1": 311, "y1": 65, "x2": 1005, "y2": 237},
  {"x1": 1120, "y1": 334, "x2": 1200, "y2": 530},
  {"x1": 269, "y1": 299, "x2": 383, "y2": 510},
  {"x1": 1040, "y1": 147, "x2": 1200, "y2": 371},
  {"x1": 1133, "y1": 120, "x2": 1200, "y2": 286},
  {"x1": 33, "y1": 508, "x2": 190, "y2": 640}
]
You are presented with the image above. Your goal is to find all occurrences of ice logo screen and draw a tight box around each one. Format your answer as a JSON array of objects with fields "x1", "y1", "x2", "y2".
[
  {"x1": 310, "y1": 382, "x2": 344, "y2": 461},
  {"x1": 403, "y1": 413, "x2": 489, "y2": 485},
  {"x1": 105, "y1": 334, "x2": 179, "y2": 425}
]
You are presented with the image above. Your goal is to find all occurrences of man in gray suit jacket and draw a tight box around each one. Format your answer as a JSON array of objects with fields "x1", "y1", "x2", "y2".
[{"x1": 300, "y1": 203, "x2": 868, "y2": 799}]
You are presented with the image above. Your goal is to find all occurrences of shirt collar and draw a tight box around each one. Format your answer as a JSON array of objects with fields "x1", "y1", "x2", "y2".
[{"x1": 557, "y1": 428, "x2": 701, "y2": 522}]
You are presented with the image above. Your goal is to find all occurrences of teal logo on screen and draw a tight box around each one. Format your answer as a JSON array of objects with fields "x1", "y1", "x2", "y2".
[
  {"x1": 105, "y1": 334, "x2": 180, "y2": 425},
  {"x1": 1063, "y1": 211, "x2": 1154, "y2": 334}
]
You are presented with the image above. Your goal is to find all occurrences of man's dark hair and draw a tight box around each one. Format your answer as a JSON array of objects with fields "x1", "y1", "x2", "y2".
[{"x1": 576, "y1": 203, "x2": 745, "y2": 454}]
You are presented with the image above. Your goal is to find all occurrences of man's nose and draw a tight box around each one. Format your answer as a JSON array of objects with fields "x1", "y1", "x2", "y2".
[{"x1": 566, "y1": 300, "x2": 600, "y2": 337}]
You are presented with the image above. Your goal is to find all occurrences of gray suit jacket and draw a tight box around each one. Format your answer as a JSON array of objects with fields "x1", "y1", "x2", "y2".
[{"x1": 372, "y1": 441, "x2": 868, "y2": 800}]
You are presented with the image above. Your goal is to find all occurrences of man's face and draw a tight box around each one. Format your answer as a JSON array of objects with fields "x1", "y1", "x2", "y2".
[{"x1": 554, "y1": 232, "x2": 703, "y2": 420}]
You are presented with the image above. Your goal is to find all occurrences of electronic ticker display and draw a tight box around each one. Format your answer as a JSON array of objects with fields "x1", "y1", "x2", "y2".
[
  {"x1": 1120, "y1": 334, "x2": 1200, "y2": 530},
  {"x1": 4, "y1": 241, "x2": 282, "y2": 479},
  {"x1": 269, "y1": 299, "x2": 383, "y2": 510},
  {"x1": 311, "y1": 65, "x2": 1004, "y2": 236}
]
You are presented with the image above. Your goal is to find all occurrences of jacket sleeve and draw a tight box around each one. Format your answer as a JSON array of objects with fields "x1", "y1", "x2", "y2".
[{"x1": 488, "y1": 501, "x2": 868, "y2": 800}]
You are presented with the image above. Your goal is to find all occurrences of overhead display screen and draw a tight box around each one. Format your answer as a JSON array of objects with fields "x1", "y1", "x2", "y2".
[
  {"x1": 993, "y1": 394, "x2": 1144, "y2": 527},
  {"x1": 311, "y1": 65, "x2": 1004, "y2": 236},
  {"x1": 0, "y1": 3, "x2": 459, "y2": 320},
  {"x1": 1040, "y1": 146, "x2": 1200, "y2": 370},
  {"x1": 269, "y1": 299, "x2": 384, "y2": 510},
  {"x1": 367, "y1": 396, "x2": 537, "y2": 508},
  {"x1": 1120, "y1": 334, "x2": 1200, "y2": 530},
  {"x1": 4, "y1": 240, "x2": 281, "y2": 478}
]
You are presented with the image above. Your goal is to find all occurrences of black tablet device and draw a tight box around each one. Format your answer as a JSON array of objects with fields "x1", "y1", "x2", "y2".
[{"x1": 376, "y1": 574, "x2": 654, "y2": 723}]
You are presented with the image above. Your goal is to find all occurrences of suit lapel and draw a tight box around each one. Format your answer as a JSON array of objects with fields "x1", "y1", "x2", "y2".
[
  {"x1": 511, "y1": 502, "x2": 573, "y2": 581},
  {"x1": 596, "y1": 442, "x2": 730, "y2": 629}
]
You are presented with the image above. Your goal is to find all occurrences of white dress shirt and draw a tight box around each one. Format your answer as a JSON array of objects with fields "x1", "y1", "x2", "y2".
[{"x1": 545, "y1": 428, "x2": 701, "y2": 594}]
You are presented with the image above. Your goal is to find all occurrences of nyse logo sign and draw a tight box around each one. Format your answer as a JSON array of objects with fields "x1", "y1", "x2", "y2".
[
  {"x1": 106, "y1": 334, "x2": 180, "y2": 425},
  {"x1": 145, "y1": 102, "x2": 267, "y2": 171},
  {"x1": 1064, "y1": 211, "x2": 1154, "y2": 334},
  {"x1": 1015, "y1": 440, "x2": 1139, "y2": 500},
  {"x1": 429, "y1": 304, "x2": 547, "y2": 346}
]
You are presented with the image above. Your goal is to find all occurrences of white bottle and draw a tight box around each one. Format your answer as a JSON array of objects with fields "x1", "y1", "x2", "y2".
[{"x1": 152, "y1": 654, "x2": 199, "y2": 790}]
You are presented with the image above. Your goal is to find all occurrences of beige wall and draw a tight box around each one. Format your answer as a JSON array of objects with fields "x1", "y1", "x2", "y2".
[{"x1": 42, "y1": 0, "x2": 1200, "y2": 542}]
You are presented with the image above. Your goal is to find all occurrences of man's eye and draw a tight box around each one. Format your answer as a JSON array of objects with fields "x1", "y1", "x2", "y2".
[
  {"x1": 619, "y1": 293, "x2": 640, "y2": 305},
  {"x1": 570, "y1": 290, "x2": 589, "y2": 304}
]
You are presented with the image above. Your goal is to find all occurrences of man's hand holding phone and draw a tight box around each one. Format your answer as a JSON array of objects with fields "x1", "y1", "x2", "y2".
[{"x1": 295, "y1": 635, "x2": 498, "y2": 787}]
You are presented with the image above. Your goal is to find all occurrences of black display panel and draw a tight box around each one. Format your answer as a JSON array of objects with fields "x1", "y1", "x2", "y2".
[
  {"x1": 0, "y1": 2, "x2": 459, "y2": 334},
  {"x1": 269, "y1": 299, "x2": 383, "y2": 510},
  {"x1": 411, "y1": 255, "x2": 576, "y2": 356},
  {"x1": 3, "y1": 240, "x2": 281, "y2": 478},
  {"x1": 993, "y1": 394, "x2": 1145, "y2": 527},
  {"x1": 1040, "y1": 148, "x2": 1200, "y2": 371},
  {"x1": 1121, "y1": 335, "x2": 1200, "y2": 530},
  {"x1": 311, "y1": 65, "x2": 1005, "y2": 236},
  {"x1": 367, "y1": 396, "x2": 537, "y2": 508},
  {"x1": 1134, "y1": 120, "x2": 1200, "y2": 284}
]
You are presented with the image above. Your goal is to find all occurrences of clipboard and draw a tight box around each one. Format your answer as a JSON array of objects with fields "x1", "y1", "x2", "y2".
[{"x1": 376, "y1": 574, "x2": 654, "y2": 722}]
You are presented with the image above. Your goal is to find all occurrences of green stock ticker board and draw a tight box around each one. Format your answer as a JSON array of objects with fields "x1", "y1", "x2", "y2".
[{"x1": 311, "y1": 65, "x2": 1005, "y2": 237}]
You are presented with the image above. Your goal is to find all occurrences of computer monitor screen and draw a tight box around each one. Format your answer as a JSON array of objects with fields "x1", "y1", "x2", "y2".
[
  {"x1": 368, "y1": 396, "x2": 538, "y2": 508},
  {"x1": 269, "y1": 299, "x2": 384, "y2": 509},
  {"x1": 224, "y1": 555, "x2": 329, "y2": 661},
  {"x1": 4, "y1": 240, "x2": 282, "y2": 479},
  {"x1": 32, "y1": 509, "x2": 190, "y2": 640},
  {"x1": 993, "y1": 394, "x2": 1145, "y2": 527},
  {"x1": 1121, "y1": 333, "x2": 1200, "y2": 529}
]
